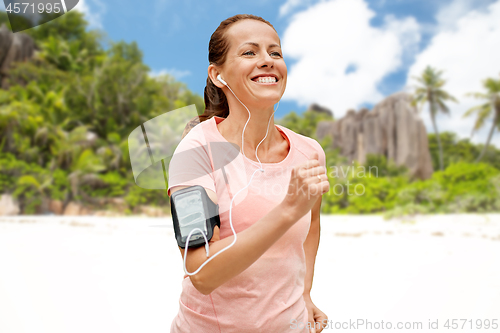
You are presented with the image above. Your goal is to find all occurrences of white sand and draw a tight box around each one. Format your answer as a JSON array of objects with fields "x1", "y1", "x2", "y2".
[{"x1": 0, "y1": 214, "x2": 499, "y2": 333}]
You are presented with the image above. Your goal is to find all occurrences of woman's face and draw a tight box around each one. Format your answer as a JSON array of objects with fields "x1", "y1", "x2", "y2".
[{"x1": 218, "y1": 20, "x2": 287, "y2": 108}]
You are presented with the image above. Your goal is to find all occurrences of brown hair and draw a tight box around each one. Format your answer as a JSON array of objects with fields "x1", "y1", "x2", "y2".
[{"x1": 198, "y1": 14, "x2": 277, "y2": 123}]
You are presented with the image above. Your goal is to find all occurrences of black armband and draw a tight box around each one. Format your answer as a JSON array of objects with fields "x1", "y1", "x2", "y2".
[{"x1": 170, "y1": 185, "x2": 220, "y2": 249}]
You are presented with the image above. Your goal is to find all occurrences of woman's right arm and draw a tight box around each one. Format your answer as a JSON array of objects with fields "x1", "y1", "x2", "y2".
[{"x1": 170, "y1": 151, "x2": 329, "y2": 295}]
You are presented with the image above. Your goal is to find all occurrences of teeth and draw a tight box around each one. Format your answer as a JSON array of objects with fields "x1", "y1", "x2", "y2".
[{"x1": 255, "y1": 76, "x2": 277, "y2": 83}]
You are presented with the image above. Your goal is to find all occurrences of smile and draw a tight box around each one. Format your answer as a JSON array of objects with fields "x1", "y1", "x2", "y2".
[{"x1": 251, "y1": 76, "x2": 278, "y2": 84}]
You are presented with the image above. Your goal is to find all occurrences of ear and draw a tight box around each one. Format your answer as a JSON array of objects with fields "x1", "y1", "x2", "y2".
[{"x1": 208, "y1": 64, "x2": 225, "y2": 89}]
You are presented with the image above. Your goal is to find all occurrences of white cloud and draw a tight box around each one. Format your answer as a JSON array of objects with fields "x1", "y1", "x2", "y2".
[
  {"x1": 281, "y1": 0, "x2": 420, "y2": 117},
  {"x1": 149, "y1": 68, "x2": 191, "y2": 80},
  {"x1": 406, "y1": 0, "x2": 500, "y2": 147},
  {"x1": 279, "y1": 0, "x2": 315, "y2": 17},
  {"x1": 435, "y1": 0, "x2": 494, "y2": 32},
  {"x1": 74, "y1": 0, "x2": 106, "y2": 29},
  {"x1": 435, "y1": 0, "x2": 475, "y2": 31}
]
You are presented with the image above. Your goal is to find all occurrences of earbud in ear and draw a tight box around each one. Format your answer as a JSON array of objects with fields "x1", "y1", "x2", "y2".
[{"x1": 217, "y1": 74, "x2": 227, "y2": 86}]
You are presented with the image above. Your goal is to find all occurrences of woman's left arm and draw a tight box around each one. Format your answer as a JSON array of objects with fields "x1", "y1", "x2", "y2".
[{"x1": 303, "y1": 196, "x2": 328, "y2": 333}]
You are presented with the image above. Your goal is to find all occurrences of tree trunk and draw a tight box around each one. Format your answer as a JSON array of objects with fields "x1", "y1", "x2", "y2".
[
  {"x1": 476, "y1": 100, "x2": 499, "y2": 162},
  {"x1": 428, "y1": 93, "x2": 444, "y2": 171},
  {"x1": 431, "y1": 113, "x2": 444, "y2": 171}
]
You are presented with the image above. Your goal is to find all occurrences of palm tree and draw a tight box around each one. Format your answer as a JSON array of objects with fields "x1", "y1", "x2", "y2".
[
  {"x1": 14, "y1": 174, "x2": 53, "y2": 214},
  {"x1": 96, "y1": 132, "x2": 123, "y2": 171},
  {"x1": 412, "y1": 66, "x2": 458, "y2": 170},
  {"x1": 463, "y1": 77, "x2": 500, "y2": 162},
  {"x1": 50, "y1": 125, "x2": 89, "y2": 170},
  {"x1": 68, "y1": 148, "x2": 106, "y2": 203}
]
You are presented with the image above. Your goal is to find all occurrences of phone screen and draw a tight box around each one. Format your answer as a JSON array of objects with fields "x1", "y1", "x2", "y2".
[{"x1": 175, "y1": 191, "x2": 207, "y2": 241}]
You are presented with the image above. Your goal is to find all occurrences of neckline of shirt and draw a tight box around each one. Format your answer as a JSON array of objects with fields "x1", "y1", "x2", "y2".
[{"x1": 210, "y1": 116, "x2": 293, "y2": 166}]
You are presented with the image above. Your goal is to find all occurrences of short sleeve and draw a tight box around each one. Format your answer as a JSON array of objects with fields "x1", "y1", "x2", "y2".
[
  {"x1": 167, "y1": 129, "x2": 216, "y2": 196},
  {"x1": 310, "y1": 138, "x2": 326, "y2": 169}
]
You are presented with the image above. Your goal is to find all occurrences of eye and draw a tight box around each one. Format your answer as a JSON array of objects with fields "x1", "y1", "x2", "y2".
[
  {"x1": 270, "y1": 51, "x2": 282, "y2": 58},
  {"x1": 243, "y1": 50, "x2": 256, "y2": 56}
]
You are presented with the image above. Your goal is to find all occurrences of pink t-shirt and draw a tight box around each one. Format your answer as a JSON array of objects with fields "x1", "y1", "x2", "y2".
[{"x1": 167, "y1": 116, "x2": 326, "y2": 333}]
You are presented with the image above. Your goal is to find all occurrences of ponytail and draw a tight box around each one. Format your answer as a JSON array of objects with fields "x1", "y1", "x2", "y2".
[{"x1": 199, "y1": 76, "x2": 229, "y2": 122}]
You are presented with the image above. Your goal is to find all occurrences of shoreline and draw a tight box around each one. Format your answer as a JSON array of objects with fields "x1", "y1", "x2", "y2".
[{"x1": 2, "y1": 213, "x2": 499, "y2": 238}]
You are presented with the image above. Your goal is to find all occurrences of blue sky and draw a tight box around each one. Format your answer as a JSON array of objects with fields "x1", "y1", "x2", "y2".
[
  {"x1": 79, "y1": 0, "x2": 443, "y2": 116},
  {"x1": 3, "y1": 0, "x2": 500, "y2": 145}
]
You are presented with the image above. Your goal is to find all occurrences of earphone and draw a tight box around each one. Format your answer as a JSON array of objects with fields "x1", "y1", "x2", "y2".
[
  {"x1": 217, "y1": 74, "x2": 227, "y2": 86},
  {"x1": 183, "y1": 74, "x2": 280, "y2": 276}
]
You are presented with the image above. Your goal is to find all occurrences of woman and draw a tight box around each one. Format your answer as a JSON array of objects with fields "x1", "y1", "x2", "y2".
[{"x1": 167, "y1": 14, "x2": 330, "y2": 333}]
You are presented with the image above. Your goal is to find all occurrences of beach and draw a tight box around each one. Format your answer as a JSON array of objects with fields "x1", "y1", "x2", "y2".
[{"x1": 1, "y1": 214, "x2": 499, "y2": 332}]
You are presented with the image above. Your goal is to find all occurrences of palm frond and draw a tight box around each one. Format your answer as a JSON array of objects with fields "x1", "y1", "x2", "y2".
[
  {"x1": 465, "y1": 92, "x2": 488, "y2": 99},
  {"x1": 437, "y1": 100, "x2": 450, "y2": 114},
  {"x1": 463, "y1": 103, "x2": 488, "y2": 118},
  {"x1": 472, "y1": 104, "x2": 492, "y2": 132},
  {"x1": 437, "y1": 90, "x2": 458, "y2": 103},
  {"x1": 484, "y1": 78, "x2": 500, "y2": 94}
]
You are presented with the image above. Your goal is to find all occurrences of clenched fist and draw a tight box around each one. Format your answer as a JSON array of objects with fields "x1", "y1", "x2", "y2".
[{"x1": 281, "y1": 151, "x2": 329, "y2": 222}]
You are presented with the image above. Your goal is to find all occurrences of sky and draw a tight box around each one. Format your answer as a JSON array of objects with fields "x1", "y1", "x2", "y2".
[{"x1": 3, "y1": 0, "x2": 500, "y2": 146}]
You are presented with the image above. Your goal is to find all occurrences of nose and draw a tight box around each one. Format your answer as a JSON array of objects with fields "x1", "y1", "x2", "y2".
[{"x1": 257, "y1": 52, "x2": 274, "y2": 68}]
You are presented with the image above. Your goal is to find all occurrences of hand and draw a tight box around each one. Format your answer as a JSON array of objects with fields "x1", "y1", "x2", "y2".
[
  {"x1": 304, "y1": 294, "x2": 328, "y2": 333},
  {"x1": 282, "y1": 151, "x2": 329, "y2": 222}
]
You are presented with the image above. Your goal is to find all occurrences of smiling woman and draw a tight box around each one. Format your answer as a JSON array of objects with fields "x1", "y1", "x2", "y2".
[
  {"x1": 167, "y1": 14, "x2": 330, "y2": 333},
  {"x1": 196, "y1": 15, "x2": 286, "y2": 124}
]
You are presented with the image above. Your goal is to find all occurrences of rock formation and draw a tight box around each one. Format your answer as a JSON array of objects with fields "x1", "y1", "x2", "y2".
[
  {"x1": 317, "y1": 92, "x2": 434, "y2": 179},
  {"x1": 0, "y1": 194, "x2": 20, "y2": 215},
  {"x1": 308, "y1": 103, "x2": 333, "y2": 117},
  {"x1": 0, "y1": 23, "x2": 37, "y2": 89}
]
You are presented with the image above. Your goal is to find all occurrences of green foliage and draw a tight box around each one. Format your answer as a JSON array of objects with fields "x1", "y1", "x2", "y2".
[
  {"x1": 433, "y1": 162, "x2": 498, "y2": 200},
  {"x1": 321, "y1": 160, "x2": 500, "y2": 216},
  {"x1": 277, "y1": 109, "x2": 333, "y2": 138},
  {"x1": 383, "y1": 162, "x2": 500, "y2": 217},
  {"x1": 0, "y1": 11, "x2": 202, "y2": 213},
  {"x1": 345, "y1": 175, "x2": 408, "y2": 213},
  {"x1": 24, "y1": 11, "x2": 105, "y2": 63},
  {"x1": 322, "y1": 161, "x2": 409, "y2": 214},
  {"x1": 0, "y1": 153, "x2": 69, "y2": 211},
  {"x1": 124, "y1": 186, "x2": 169, "y2": 211},
  {"x1": 316, "y1": 135, "x2": 346, "y2": 168},
  {"x1": 0, "y1": 152, "x2": 43, "y2": 193},
  {"x1": 0, "y1": 11, "x2": 32, "y2": 32},
  {"x1": 13, "y1": 174, "x2": 48, "y2": 214},
  {"x1": 50, "y1": 169, "x2": 70, "y2": 201},
  {"x1": 81, "y1": 171, "x2": 128, "y2": 198},
  {"x1": 364, "y1": 154, "x2": 408, "y2": 177},
  {"x1": 428, "y1": 132, "x2": 500, "y2": 170}
]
